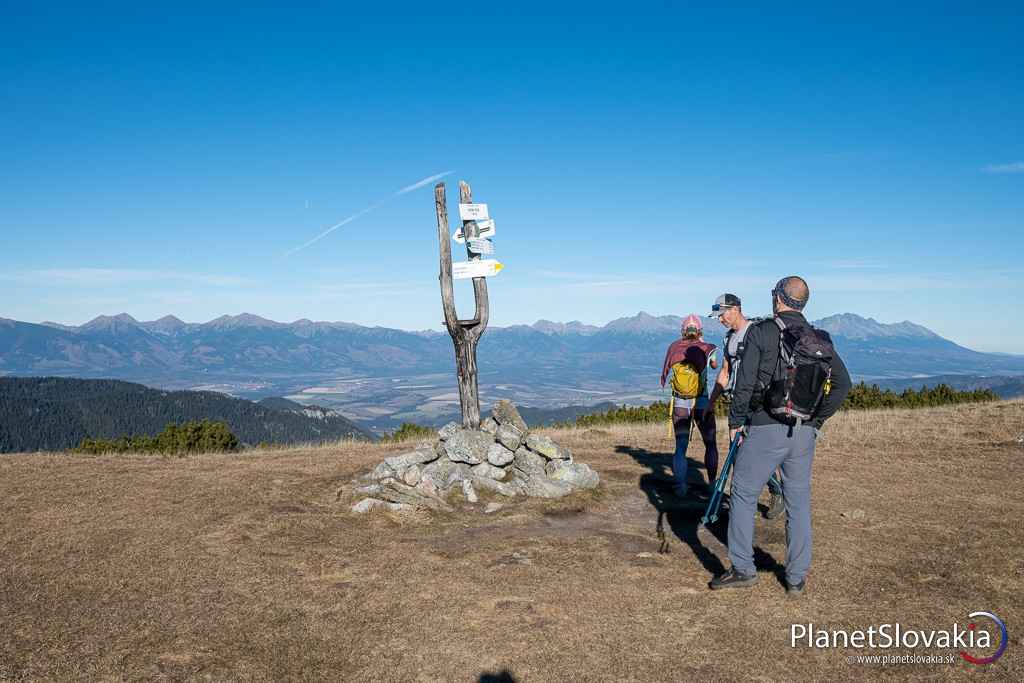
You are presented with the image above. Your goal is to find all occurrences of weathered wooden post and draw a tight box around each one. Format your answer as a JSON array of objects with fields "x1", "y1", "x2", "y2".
[{"x1": 435, "y1": 180, "x2": 490, "y2": 428}]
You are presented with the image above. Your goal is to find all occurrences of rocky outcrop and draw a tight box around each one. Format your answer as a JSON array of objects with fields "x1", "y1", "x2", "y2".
[{"x1": 350, "y1": 401, "x2": 599, "y2": 514}]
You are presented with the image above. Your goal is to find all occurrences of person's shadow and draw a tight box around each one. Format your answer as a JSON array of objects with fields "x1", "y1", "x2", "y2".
[
  {"x1": 615, "y1": 443, "x2": 785, "y2": 585},
  {"x1": 478, "y1": 671, "x2": 517, "y2": 682}
]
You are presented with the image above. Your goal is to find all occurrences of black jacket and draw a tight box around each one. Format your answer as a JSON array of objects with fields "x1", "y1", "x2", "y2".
[{"x1": 727, "y1": 311, "x2": 852, "y2": 429}]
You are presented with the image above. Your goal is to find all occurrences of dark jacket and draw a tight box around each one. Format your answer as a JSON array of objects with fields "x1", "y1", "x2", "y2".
[{"x1": 727, "y1": 311, "x2": 852, "y2": 429}]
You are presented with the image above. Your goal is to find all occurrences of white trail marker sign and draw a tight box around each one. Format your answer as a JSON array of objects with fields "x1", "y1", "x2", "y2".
[
  {"x1": 452, "y1": 219, "x2": 495, "y2": 243},
  {"x1": 458, "y1": 203, "x2": 489, "y2": 221},
  {"x1": 466, "y1": 237, "x2": 495, "y2": 255},
  {"x1": 453, "y1": 258, "x2": 503, "y2": 279}
]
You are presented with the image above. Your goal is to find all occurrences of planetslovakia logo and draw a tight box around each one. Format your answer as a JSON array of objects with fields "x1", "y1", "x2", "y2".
[
  {"x1": 960, "y1": 611, "x2": 1008, "y2": 665},
  {"x1": 791, "y1": 611, "x2": 1008, "y2": 666}
]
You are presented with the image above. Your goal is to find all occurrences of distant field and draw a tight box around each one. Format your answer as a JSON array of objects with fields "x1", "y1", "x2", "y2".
[{"x1": 2, "y1": 402, "x2": 1022, "y2": 681}]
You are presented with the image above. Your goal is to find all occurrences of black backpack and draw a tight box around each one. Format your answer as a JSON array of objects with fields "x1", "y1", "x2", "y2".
[{"x1": 762, "y1": 317, "x2": 834, "y2": 423}]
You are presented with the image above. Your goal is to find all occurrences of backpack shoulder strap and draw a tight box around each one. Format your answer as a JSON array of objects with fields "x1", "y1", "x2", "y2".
[{"x1": 771, "y1": 316, "x2": 796, "y2": 365}]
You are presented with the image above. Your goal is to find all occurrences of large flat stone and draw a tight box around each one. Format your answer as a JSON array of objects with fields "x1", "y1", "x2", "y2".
[
  {"x1": 438, "y1": 422, "x2": 460, "y2": 441},
  {"x1": 496, "y1": 423, "x2": 524, "y2": 451},
  {"x1": 486, "y1": 443, "x2": 515, "y2": 467},
  {"x1": 377, "y1": 479, "x2": 453, "y2": 512},
  {"x1": 442, "y1": 429, "x2": 492, "y2": 465},
  {"x1": 368, "y1": 462, "x2": 396, "y2": 480},
  {"x1": 471, "y1": 462, "x2": 508, "y2": 481},
  {"x1": 422, "y1": 458, "x2": 456, "y2": 486},
  {"x1": 512, "y1": 447, "x2": 547, "y2": 477},
  {"x1": 445, "y1": 463, "x2": 473, "y2": 488},
  {"x1": 480, "y1": 417, "x2": 499, "y2": 435},
  {"x1": 525, "y1": 433, "x2": 570, "y2": 460},
  {"x1": 546, "y1": 460, "x2": 600, "y2": 490},
  {"x1": 403, "y1": 464, "x2": 422, "y2": 486},
  {"x1": 472, "y1": 476, "x2": 521, "y2": 497},
  {"x1": 385, "y1": 446, "x2": 440, "y2": 470},
  {"x1": 512, "y1": 472, "x2": 573, "y2": 499},
  {"x1": 491, "y1": 399, "x2": 529, "y2": 434}
]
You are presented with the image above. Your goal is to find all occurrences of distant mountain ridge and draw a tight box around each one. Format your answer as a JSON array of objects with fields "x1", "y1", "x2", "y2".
[
  {"x1": 18, "y1": 310, "x2": 959, "y2": 340},
  {"x1": 3, "y1": 311, "x2": 1023, "y2": 397},
  {"x1": 813, "y1": 313, "x2": 940, "y2": 340}
]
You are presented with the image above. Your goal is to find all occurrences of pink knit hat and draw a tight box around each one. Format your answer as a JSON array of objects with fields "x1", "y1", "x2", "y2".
[{"x1": 682, "y1": 314, "x2": 702, "y2": 333}]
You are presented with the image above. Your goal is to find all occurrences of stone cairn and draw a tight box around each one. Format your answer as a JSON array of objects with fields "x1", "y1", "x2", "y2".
[{"x1": 350, "y1": 400, "x2": 599, "y2": 514}]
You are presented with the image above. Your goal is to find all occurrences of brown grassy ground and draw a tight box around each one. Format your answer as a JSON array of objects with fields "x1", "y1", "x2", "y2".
[{"x1": 2, "y1": 401, "x2": 1022, "y2": 682}]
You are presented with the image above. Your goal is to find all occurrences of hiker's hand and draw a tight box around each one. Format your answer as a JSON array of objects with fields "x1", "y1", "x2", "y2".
[{"x1": 730, "y1": 427, "x2": 743, "y2": 443}]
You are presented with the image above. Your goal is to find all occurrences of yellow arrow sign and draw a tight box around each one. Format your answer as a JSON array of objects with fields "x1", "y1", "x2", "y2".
[{"x1": 453, "y1": 259, "x2": 504, "y2": 279}]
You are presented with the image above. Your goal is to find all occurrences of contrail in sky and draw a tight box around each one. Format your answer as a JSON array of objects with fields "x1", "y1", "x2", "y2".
[{"x1": 284, "y1": 170, "x2": 454, "y2": 256}]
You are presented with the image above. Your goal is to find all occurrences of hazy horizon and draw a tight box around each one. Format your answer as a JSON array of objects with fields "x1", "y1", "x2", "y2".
[{"x1": 10, "y1": 308, "x2": 1017, "y2": 356}]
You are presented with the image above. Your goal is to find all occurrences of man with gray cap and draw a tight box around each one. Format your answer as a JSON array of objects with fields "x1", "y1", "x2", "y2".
[
  {"x1": 709, "y1": 276, "x2": 851, "y2": 596},
  {"x1": 707, "y1": 293, "x2": 784, "y2": 520}
]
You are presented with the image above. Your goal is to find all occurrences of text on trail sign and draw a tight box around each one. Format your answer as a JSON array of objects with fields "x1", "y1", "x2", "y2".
[
  {"x1": 467, "y1": 238, "x2": 495, "y2": 255},
  {"x1": 458, "y1": 203, "x2": 489, "y2": 221},
  {"x1": 453, "y1": 259, "x2": 504, "y2": 280}
]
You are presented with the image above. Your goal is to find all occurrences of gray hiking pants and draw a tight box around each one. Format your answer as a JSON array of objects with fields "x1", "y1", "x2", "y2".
[{"x1": 727, "y1": 423, "x2": 816, "y2": 584}]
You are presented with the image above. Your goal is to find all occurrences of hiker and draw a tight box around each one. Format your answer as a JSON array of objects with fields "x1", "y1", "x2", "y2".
[
  {"x1": 660, "y1": 314, "x2": 719, "y2": 498},
  {"x1": 707, "y1": 293, "x2": 785, "y2": 520},
  {"x1": 709, "y1": 277, "x2": 851, "y2": 595}
]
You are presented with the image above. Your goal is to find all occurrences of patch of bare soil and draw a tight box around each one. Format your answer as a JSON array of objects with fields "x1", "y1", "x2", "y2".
[{"x1": 2, "y1": 402, "x2": 1022, "y2": 681}]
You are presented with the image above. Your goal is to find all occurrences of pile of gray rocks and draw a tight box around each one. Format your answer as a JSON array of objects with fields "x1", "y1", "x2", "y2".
[{"x1": 350, "y1": 400, "x2": 599, "y2": 514}]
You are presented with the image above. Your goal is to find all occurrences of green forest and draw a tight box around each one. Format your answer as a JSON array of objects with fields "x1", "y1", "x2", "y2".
[{"x1": 0, "y1": 377, "x2": 373, "y2": 454}]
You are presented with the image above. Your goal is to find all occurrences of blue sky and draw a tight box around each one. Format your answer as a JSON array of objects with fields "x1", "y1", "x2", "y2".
[{"x1": 2, "y1": 3, "x2": 1022, "y2": 351}]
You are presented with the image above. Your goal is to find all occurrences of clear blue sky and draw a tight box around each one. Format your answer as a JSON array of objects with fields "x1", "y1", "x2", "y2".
[{"x1": 2, "y1": 3, "x2": 1022, "y2": 351}]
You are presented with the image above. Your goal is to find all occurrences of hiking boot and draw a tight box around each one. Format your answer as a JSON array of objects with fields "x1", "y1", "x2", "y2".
[
  {"x1": 764, "y1": 490, "x2": 784, "y2": 519},
  {"x1": 709, "y1": 568, "x2": 759, "y2": 591},
  {"x1": 786, "y1": 579, "x2": 806, "y2": 596}
]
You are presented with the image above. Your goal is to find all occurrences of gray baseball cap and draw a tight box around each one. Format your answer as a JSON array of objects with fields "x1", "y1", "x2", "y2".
[{"x1": 708, "y1": 293, "x2": 741, "y2": 317}]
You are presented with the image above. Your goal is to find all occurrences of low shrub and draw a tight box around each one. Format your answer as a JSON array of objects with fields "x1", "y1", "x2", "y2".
[
  {"x1": 380, "y1": 422, "x2": 436, "y2": 443},
  {"x1": 76, "y1": 420, "x2": 239, "y2": 455},
  {"x1": 565, "y1": 383, "x2": 997, "y2": 428}
]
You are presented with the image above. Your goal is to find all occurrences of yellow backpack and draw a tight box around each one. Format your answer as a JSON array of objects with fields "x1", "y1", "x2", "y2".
[{"x1": 670, "y1": 361, "x2": 704, "y2": 399}]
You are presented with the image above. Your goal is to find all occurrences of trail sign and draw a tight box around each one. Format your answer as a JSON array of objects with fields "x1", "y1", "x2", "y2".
[
  {"x1": 452, "y1": 219, "x2": 496, "y2": 243},
  {"x1": 453, "y1": 259, "x2": 503, "y2": 279},
  {"x1": 467, "y1": 238, "x2": 494, "y2": 255},
  {"x1": 459, "y1": 203, "x2": 489, "y2": 221}
]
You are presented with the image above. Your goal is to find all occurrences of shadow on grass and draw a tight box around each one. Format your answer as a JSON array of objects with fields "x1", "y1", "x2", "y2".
[{"x1": 615, "y1": 443, "x2": 785, "y2": 586}]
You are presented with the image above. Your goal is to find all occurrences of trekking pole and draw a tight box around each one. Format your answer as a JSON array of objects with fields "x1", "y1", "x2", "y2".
[{"x1": 701, "y1": 433, "x2": 742, "y2": 525}]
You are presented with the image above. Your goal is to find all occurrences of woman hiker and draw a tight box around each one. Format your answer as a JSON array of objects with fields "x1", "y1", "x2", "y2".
[{"x1": 659, "y1": 314, "x2": 719, "y2": 498}]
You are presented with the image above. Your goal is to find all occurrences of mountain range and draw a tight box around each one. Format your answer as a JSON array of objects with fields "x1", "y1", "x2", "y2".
[
  {"x1": 2, "y1": 311, "x2": 1022, "y2": 429},
  {"x1": 3, "y1": 311, "x2": 1021, "y2": 379}
]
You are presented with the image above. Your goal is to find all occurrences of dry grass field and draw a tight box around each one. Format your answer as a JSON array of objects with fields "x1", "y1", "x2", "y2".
[{"x1": 2, "y1": 401, "x2": 1022, "y2": 682}]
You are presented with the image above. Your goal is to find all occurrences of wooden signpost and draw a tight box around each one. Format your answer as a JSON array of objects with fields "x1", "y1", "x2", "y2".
[{"x1": 435, "y1": 180, "x2": 499, "y2": 428}]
